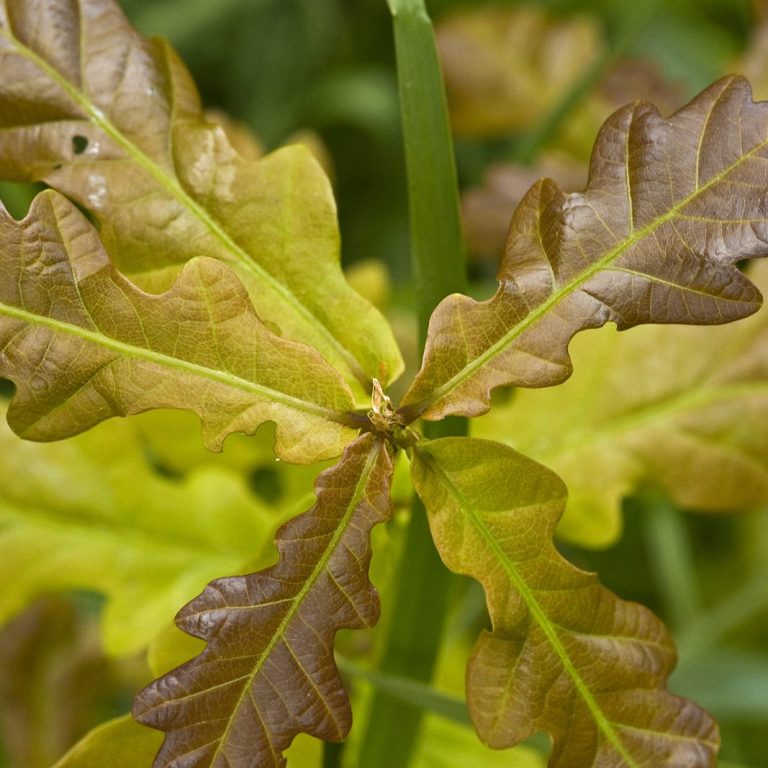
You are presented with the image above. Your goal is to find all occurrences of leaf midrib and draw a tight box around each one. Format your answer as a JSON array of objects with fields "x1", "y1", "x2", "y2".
[
  {"x1": 418, "y1": 447, "x2": 641, "y2": 768},
  {"x1": 418, "y1": 126, "x2": 768, "y2": 414},
  {"x1": 207, "y1": 437, "x2": 384, "y2": 761},
  {"x1": 0, "y1": 24, "x2": 369, "y2": 388},
  {"x1": 0, "y1": 300, "x2": 350, "y2": 425}
]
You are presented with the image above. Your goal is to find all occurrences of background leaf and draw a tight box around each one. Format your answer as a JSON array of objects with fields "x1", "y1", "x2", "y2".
[
  {"x1": 51, "y1": 715, "x2": 162, "y2": 768},
  {"x1": 0, "y1": 403, "x2": 284, "y2": 656},
  {"x1": 436, "y1": 5, "x2": 605, "y2": 138},
  {"x1": 0, "y1": 0, "x2": 402, "y2": 396},
  {"x1": 0, "y1": 191, "x2": 358, "y2": 462},
  {"x1": 401, "y1": 76, "x2": 768, "y2": 422},
  {"x1": 134, "y1": 434, "x2": 394, "y2": 768},
  {"x1": 411, "y1": 437, "x2": 718, "y2": 767},
  {"x1": 0, "y1": 598, "x2": 138, "y2": 768},
  {"x1": 473, "y1": 260, "x2": 768, "y2": 547}
]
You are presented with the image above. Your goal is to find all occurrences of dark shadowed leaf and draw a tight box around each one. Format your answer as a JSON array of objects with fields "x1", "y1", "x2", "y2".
[
  {"x1": 133, "y1": 433, "x2": 394, "y2": 768},
  {"x1": 411, "y1": 437, "x2": 719, "y2": 767},
  {"x1": 0, "y1": 598, "x2": 127, "y2": 768},
  {"x1": 0, "y1": 191, "x2": 358, "y2": 462},
  {"x1": 401, "y1": 76, "x2": 768, "y2": 422},
  {"x1": 0, "y1": 0, "x2": 402, "y2": 397}
]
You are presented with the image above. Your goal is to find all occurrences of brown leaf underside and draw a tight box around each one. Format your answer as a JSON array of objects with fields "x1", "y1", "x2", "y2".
[
  {"x1": 411, "y1": 438, "x2": 719, "y2": 768},
  {"x1": 401, "y1": 76, "x2": 768, "y2": 421},
  {"x1": 0, "y1": 192, "x2": 357, "y2": 463},
  {"x1": 133, "y1": 434, "x2": 394, "y2": 768}
]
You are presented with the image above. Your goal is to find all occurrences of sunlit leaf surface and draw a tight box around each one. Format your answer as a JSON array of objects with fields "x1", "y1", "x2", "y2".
[
  {"x1": 0, "y1": 0, "x2": 403, "y2": 397},
  {"x1": 411, "y1": 437, "x2": 719, "y2": 767},
  {"x1": 401, "y1": 77, "x2": 768, "y2": 422},
  {"x1": 53, "y1": 714, "x2": 163, "y2": 768},
  {"x1": 134, "y1": 434, "x2": 394, "y2": 768}
]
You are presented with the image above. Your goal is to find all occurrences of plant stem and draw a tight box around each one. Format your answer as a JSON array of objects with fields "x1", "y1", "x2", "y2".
[
  {"x1": 359, "y1": 2, "x2": 467, "y2": 766},
  {"x1": 322, "y1": 741, "x2": 344, "y2": 768},
  {"x1": 642, "y1": 497, "x2": 702, "y2": 631}
]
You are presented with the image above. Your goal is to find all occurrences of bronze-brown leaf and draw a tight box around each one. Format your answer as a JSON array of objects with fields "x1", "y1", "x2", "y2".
[
  {"x1": 401, "y1": 76, "x2": 768, "y2": 422},
  {"x1": 133, "y1": 434, "x2": 394, "y2": 768}
]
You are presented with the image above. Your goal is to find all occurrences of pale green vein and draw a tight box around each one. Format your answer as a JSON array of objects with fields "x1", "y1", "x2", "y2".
[
  {"x1": 417, "y1": 447, "x2": 641, "y2": 767},
  {"x1": 0, "y1": 300, "x2": 351, "y2": 425},
  {"x1": 0, "y1": 24, "x2": 369, "y2": 387},
  {"x1": 416, "y1": 116, "x2": 768, "y2": 414},
  {"x1": 206, "y1": 437, "x2": 384, "y2": 761}
]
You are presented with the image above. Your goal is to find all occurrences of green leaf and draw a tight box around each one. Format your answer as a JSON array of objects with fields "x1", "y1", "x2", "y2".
[
  {"x1": 411, "y1": 437, "x2": 718, "y2": 767},
  {"x1": 473, "y1": 261, "x2": 768, "y2": 547},
  {"x1": 52, "y1": 714, "x2": 162, "y2": 768},
  {"x1": 0, "y1": 191, "x2": 359, "y2": 462},
  {"x1": 0, "y1": 0, "x2": 403, "y2": 397},
  {"x1": 0, "y1": 404, "x2": 282, "y2": 655},
  {"x1": 400, "y1": 76, "x2": 768, "y2": 423},
  {"x1": 133, "y1": 433, "x2": 394, "y2": 768}
]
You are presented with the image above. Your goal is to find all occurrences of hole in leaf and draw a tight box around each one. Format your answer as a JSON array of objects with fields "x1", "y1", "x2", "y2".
[
  {"x1": 249, "y1": 467, "x2": 282, "y2": 505},
  {"x1": 72, "y1": 135, "x2": 88, "y2": 155},
  {"x1": 0, "y1": 378, "x2": 15, "y2": 399}
]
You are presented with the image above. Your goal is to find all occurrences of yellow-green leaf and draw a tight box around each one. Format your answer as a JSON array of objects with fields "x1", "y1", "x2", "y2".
[
  {"x1": 52, "y1": 715, "x2": 162, "y2": 768},
  {"x1": 134, "y1": 433, "x2": 394, "y2": 768},
  {"x1": 401, "y1": 77, "x2": 768, "y2": 423},
  {"x1": 474, "y1": 260, "x2": 768, "y2": 547},
  {"x1": 0, "y1": 191, "x2": 358, "y2": 462},
  {"x1": 0, "y1": 0, "x2": 403, "y2": 397},
  {"x1": 0, "y1": 404, "x2": 283, "y2": 655},
  {"x1": 411, "y1": 437, "x2": 718, "y2": 767}
]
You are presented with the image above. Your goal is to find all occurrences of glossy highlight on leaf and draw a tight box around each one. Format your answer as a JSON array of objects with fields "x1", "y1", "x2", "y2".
[
  {"x1": 0, "y1": 191, "x2": 358, "y2": 462},
  {"x1": 133, "y1": 433, "x2": 394, "y2": 768},
  {"x1": 0, "y1": 0, "x2": 403, "y2": 397},
  {"x1": 401, "y1": 76, "x2": 768, "y2": 421},
  {"x1": 411, "y1": 437, "x2": 719, "y2": 767}
]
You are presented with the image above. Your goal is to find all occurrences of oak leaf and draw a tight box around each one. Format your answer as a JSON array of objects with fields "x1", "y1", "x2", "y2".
[
  {"x1": 133, "y1": 434, "x2": 394, "y2": 768},
  {"x1": 0, "y1": 191, "x2": 358, "y2": 462},
  {"x1": 401, "y1": 76, "x2": 768, "y2": 422},
  {"x1": 0, "y1": 403, "x2": 291, "y2": 655},
  {"x1": 411, "y1": 437, "x2": 719, "y2": 767},
  {"x1": 474, "y1": 262, "x2": 768, "y2": 547},
  {"x1": 0, "y1": 0, "x2": 402, "y2": 397}
]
